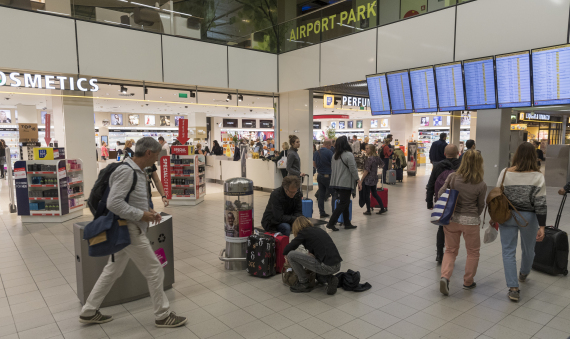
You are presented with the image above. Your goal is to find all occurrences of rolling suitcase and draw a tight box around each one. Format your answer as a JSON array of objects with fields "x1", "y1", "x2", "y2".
[
  {"x1": 335, "y1": 199, "x2": 352, "y2": 224},
  {"x1": 386, "y1": 169, "x2": 397, "y2": 185},
  {"x1": 396, "y1": 168, "x2": 404, "y2": 182},
  {"x1": 246, "y1": 234, "x2": 276, "y2": 278},
  {"x1": 371, "y1": 175, "x2": 388, "y2": 210},
  {"x1": 532, "y1": 193, "x2": 569, "y2": 276},
  {"x1": 265, "y1": 232, "x2": 289, "y2": 273},
  {"x1": 301, "y1": 174, "x2": 313, "y2": 218}
]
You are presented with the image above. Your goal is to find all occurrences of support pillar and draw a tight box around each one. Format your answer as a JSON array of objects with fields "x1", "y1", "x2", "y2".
[
  {"x1": 450, "y1": 111, "x2": 461, "y2": 146},
  {"x1": 476, "y1": 109, "x2": 511, "y2": 187},
  {"x1": 470, "y1": 111, "x2": 477, "y2": 141},
  {"x1": 561, "y1": 115, "x2": 567, "y2": 145},
  {"x1": 278, "y1": 90, "x2": 313, "y2": 186},
  {"x1": 187, "y1": 112, "x2": 207, "y2": 142},
  {"x1": 390, "y1": 114, "x2": 413, "y2": 148}
]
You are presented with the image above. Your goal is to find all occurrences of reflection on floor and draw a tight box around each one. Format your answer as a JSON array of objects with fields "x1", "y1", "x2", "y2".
[{"x1": 0, "y1": 166, "x2": 569, "y2": 339}]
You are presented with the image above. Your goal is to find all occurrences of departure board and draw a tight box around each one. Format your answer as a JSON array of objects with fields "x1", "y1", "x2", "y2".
[
  {"x1": 366, "y1": 73, "x2": 391, "y2": 115},
  {"x1": 387, "y1": 70, "x2": 413, "y2": 114},
  {"x1": 464, "y1": 57, "x2": 496, "y2": 110},
  {"x1": 435, "y1": 62, "x2": 465, "y2": 111},
  {"x1": 532, "y1": 44, "x2": 570, "y2": 106},
  {"x1": 410, "y1": 66, "x2": 438, "y2": 113},
  {"x1": 496, "y1": 51, "x2": 531, "y2": 108}
]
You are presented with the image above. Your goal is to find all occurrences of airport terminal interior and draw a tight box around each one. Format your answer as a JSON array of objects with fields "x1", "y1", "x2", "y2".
[{"x1": 2, "y1": 0, "x2": 570, "y2": 338}]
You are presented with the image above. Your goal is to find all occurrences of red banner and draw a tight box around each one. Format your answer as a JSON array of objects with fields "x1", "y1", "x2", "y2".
[
  {"x1": 171, "y1": 145, "x2": 189, "y2": 155},
  {"x1": 45, "y1": 113, "x2": 51, "y2": 145},
  {"x1": 177, "y1": 119, "x2": 189, "y2": 145},
  {"x1": 160, "y1": 156, "x2": 171, "y2": 199}
]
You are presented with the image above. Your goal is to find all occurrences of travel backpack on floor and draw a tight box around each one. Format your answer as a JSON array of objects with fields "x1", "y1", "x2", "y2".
[{"x1": 533, "y1": 193, "x2": 569, "y2": 276}]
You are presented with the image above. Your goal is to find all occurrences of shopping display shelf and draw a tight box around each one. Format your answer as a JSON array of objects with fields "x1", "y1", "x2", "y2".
[
  {"x1": 29, "y1": 197, "x2": 59, "y2": 201},
  {"x1": 29, "y1": 171, "x2": 56, "y2": 175},
  {"x1": 171, "y1": 174, "x2": 193, "y2": 177},
  {"x1": 30, "y1": 184, "x2": 57, "y2": 188},
  {"x1": 172, "y1": 185, "x2": 192, "y2": 188},
  {"x1": 67, "y1": 169, "x2": 83, "y2": 173},
  {"x1": 170, "y1": 164, "x2": 193, "y2": 167},
  {"x1": 30, "y1": 212, "x2": 60, "y2": 216},
  {"x1": 162, "y1": 154, "x2": 205, "y2": 206},
  {"x1": 68, "y1": 192, "x2": 84, "y2": 198},
  {"x1": 69, "y1": 180, "x2": 83, "y2": 185},
  {"x1": 172, "y1": 195, "x2": 195, "y2": 198},
  {"x1": 70, "y1": 204, "x2": 84, "y2": 211}
]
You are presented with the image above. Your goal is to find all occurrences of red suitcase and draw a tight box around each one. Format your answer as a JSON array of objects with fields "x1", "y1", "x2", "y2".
[
  {"x1": 371, "y1": 177, "x2": 388, "y2": 210},
  {"x1": 265, "y1": 232, "x2": 289, "y2": 273}
]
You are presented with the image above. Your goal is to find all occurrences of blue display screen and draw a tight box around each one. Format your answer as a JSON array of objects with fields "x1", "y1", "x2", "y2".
[
  {"x1": 435, "y1": 62, "x2": 465, "y2": 111},
  {"x1": 387, "y1": 71, "x2": 413, "y2": 114},
  {"x1": 532, "y1": 44, "x2": 570, "y2": 106},
  {"x1": 410, "y1": 66, "x2": 437, "y2": 113},
  {"x1": 496, "y1": 51, "x2": 531, "y2": 108},
  {"x1": 366, "y1": 74, "x2": 391, "y2": 115},
  {"x1": 464, "y1": 57, "x2": 496, "y2": 110}
]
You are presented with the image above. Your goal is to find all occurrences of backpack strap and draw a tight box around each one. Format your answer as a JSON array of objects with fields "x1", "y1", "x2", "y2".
[{"x1": 121, "y1": 162, "x2": 138, "y2": 202}]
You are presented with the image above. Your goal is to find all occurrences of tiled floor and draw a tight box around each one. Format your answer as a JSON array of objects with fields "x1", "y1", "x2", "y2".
[{"x1": 0, "y1": 167, "x2": 569, "y2": 339}]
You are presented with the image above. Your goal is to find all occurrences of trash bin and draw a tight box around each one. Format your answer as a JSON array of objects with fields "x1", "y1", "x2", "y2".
[
  {"x1": 74, "y1": 212, "x2": 174, "y2": 307},
  {"x1": 219, "y1": 177, "x2": 253, "y2": 270}
]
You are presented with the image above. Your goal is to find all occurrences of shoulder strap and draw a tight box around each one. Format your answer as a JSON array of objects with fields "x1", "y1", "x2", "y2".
[
  {"x1": 122, "y1": 163, "x2": 138, "y2": 202},
  {"x1": 500, "y1": 168, "x2": 508, "y2": 191},
  {"x1": 340, "y1": 154, "x2": 350, "y2": 170}
]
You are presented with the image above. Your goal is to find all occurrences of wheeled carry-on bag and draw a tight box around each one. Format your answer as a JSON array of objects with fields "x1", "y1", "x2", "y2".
[
  {"x1": 396, "y1": 168, "x2": 404, "y2": 182},
  {"x1": 301, "y1": 174, "x2": 313, "y2": 218},
  {"x1": 386, "y1": 169, "x2": 397, "y2": 185},
  {"x1": 335, "y1": 199, "x2": 352, "y2": 224},
  {"x1": 532, "y1": 193, "x2": 569, "y2": 276},
  {"x1": 371, "y1": 173, "x2": 388, "y2": 210},
  {"x1": 265, "y1": 232, "x2": 289, "y2": 273},
  {"x1": 246, "y1": 234, "x2": 276, "y2": 278}
]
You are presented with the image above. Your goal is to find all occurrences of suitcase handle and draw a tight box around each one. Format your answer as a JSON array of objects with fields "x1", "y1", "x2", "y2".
[
  {"x1": 554, "y1": 193, "x2": 567, "y2": 229},
  {"x1": 302, "y1": 174, "x2": 310, "y2": 200},
  {"x1": 218, "y1": 249, "x2": 246, "y2": 262}
]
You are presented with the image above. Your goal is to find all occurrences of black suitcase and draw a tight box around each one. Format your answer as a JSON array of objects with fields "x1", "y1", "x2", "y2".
[
  {"x1": 246, "y1": 234, "x2": 276, "y2": 278},
  {"x1": 396, "y1": 168, "x2": 404, "y2": 182},
  {"x1": 532, "y1": 193, "x2": 569, "y2": 276}
]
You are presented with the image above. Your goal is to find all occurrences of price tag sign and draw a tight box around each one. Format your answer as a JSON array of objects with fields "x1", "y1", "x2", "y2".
[
  {"x1": 57, "y1": 167, "x2": 66, "y2": 180},
  {"x1": 14, "y1": 167, "x2": 26, "y2": 180}
]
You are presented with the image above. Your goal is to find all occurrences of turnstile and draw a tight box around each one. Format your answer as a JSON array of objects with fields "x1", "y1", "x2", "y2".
[{"x1": 74, "y1": 213, "x2": 174, "y2": 307}]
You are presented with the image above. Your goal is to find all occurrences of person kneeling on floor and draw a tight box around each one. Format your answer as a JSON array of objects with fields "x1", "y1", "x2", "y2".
[
  {"x1": 261, "y1": 175, "x2": 303, "y2": 236},
  {"x1": 283, "y1": 216, "x2": 343, "y2": 294}
]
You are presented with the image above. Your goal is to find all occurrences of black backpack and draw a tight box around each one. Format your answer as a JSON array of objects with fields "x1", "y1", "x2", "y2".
[{"x1": 88, "y1": 162, "x2": 137, "y2": 219}]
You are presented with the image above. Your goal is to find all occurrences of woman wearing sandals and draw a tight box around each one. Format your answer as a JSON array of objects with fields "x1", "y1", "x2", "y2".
[
  {"x1": 361, "y1": 144, "x2": 386, "y2": 216},
  {"x1": 490, "y1": 142, "x2": 546, "y2": 302},
  {"x1": 437, "y1": 150, "x2": 487, "y2": 296}
]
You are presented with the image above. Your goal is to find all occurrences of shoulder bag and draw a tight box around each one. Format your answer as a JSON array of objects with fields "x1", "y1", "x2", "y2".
[
  {"x1": 277, "y1": 150, "x2": 288, "y2": 169},
  {"x1": 483, "y1": 169, "x2": 528, "y2": 227},
  {"x1": 431, "y1": 173, "x2": 459, "y2": 226}
]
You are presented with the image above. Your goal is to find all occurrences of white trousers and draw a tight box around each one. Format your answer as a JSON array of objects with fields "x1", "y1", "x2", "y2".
[{"x1": 80, "y1": 223, "x2": 170, "y2": 320}]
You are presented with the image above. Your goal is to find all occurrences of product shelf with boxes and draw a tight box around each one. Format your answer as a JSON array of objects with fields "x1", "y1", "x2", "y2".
[
  {"x1": 14, "y1": 158, "x2": 85, "y2": 222},
  {"x1": 161, "y1": 146, "x2": 205, "y2": 206}
]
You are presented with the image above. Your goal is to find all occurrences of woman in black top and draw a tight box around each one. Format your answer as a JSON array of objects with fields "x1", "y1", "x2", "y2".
[
  {"x1": 284, "y1": 217, "x2": 342, "y2": 294},
  {"x1": 212, "y1": 140, "x2": 223, "y2": 155},
  {"x1": 287, "y1": 135, "x2": 304, "y2": 177},
  {"x1": 533, "y1": 140, "x2": 545, "y2": 167},
  {"x1": 123, "y1": 140, "x2": 134, "y2": 158},
  {"x1": 0, "y1": 139, "x2": 6, "y2": 179}
]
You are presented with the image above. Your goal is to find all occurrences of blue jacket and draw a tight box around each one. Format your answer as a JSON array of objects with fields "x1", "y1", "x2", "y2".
[{"x1": 429, "y1": 139, "x2": 448, "y2": 163}]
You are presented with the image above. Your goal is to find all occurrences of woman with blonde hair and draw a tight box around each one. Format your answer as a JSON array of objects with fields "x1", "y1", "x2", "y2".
[
  {"x1": 123, "y1": 140, "x2": 134, "y2": 157},
  {"x1": 196, "y1": 143, "x2": 205, "y2": 155},
  {"x1": 283, "y1": 217, "x2": 343, "y2": 294},
  {"x1": 437, "y1": 150, "x2": 487, "y2": 296},
  {"x1": 273, "y1": 142, "x2": 290, "y2": 178}
]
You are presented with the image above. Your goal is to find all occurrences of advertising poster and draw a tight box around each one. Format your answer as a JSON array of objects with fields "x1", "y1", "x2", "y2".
[
  {"x1": 238, "y1": 210, "x2": 253, "y2": 237},
  {"x1": 111, "y1": 114, "x2": 123, "y2": 126},
  {"x1": 347, "y1": 121, "x2": 353, "y2": 129},
  {"x1": 371, "y1": 120, "x2": 378, "y2": 128},
  {"x1": 160, "y1": 115, "x2": 171, "y2": 126},
  {"x1": 258, "y1": 131, "x2": 274, "y2": 141},
  {"x1": 145, "y1": 115, "x2": 156, "y2": 126},
  {"x1": 0, "y1": 110, "x2": 11, "y2": 123},
  {"x1": 433, "y1": 116, "x2": 442, "y2": 126},
  {"x1": 128, "y1": 114, "x2": 139, "y2": 126},
  {"x1": 420, "y1": 117, "x2": 429, "y2": 127},
  {"x1": 338, "y1": 121, "x2": 345, "y2": 129},
  {"x1": 331, "y1": 122, "x2": 336, "y2": 129},
  {"x1": 356, "y1": 120, "x2": 363, "y2": 128},
  {"x1": 447, "y1": 116, "x2": 451, "y2": 126},
  {"x1": 407, "y1": 142, "x2": 418, "y2": 174},
  {"x1": 381, "y1": 119, "x2": 389, "y2": 128},
  {"x1": 175, "y1": 116, "x2": 184, "y2": 126},
  {"x1": 461, "y1": 113, "x2": 471, "y2": 126},
  {"x1": 224, "y1": 211, "x2": 239, "y2": 237}
]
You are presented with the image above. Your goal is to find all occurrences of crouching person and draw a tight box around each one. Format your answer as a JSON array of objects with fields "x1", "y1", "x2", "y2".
[{"x1": 283, "y1": 217, "x2": 342, "y2": 295}]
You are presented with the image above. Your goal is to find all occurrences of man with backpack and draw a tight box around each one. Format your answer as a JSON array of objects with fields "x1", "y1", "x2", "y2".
[
  {"x1": 79, "y1": 137, "x2": 187, "y2": 328},
  {"x1": 426, "y1": 144, "x2": 460, "y2": 264},
  {"x1": 379, "y1": 135, "x2": 393, "y2": 183}
]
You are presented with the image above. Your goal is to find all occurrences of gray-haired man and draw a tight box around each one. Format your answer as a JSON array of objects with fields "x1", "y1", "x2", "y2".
[{"x1": 79, "y1": 137, "x2": 186, "y2": 328}]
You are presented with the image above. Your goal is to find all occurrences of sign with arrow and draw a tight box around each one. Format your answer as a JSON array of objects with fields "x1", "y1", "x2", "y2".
[
  {"x1": 177, "y1": 119, "x2": 188, "y2": 145},
  {"x1": 44, "y1": 113, "x2": 51, "y2": 146}
]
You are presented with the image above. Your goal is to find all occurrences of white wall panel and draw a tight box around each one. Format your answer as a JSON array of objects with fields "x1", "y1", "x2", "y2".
[
  {"x1": 377, "y1": 8, "x2": 455, "y2": 73},
  {"x1": 456, "y1": 0, "x2": 570, "y2": 61},
  {"x1": 228, "y1": 49, "x2": 277, "y2": 93},
  {"x1": 278, "y1": 46, "x2": 320, "y2": 92},
  {"x1": 76, "y1": 21, "x2": 162, "y2": 82},
  {"x1": 320, "y1": 29, "x2": 376, "y2": 86},
  {"x1": 0, "y1": 7, "x2": 77, "y2": 74},
  {"x1": 163, "y1": 36, "x2": 227, "y2": 88}
]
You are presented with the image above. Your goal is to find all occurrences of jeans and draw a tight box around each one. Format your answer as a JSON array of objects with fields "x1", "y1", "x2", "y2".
[
  {"x1": 362, "y1": 184, "x2": 384, "y2": 211},
  {"x1": 80, "y1": 223, "x2": 170, "y2": 320},
  {"x1": 441, "y1": 222, "x2": 481, "y2": 286},
  {"x1": 287, "y1": 251, "x2": 341, "y2": 284},
  {"x1": 277, "y1": 223, "x2": 292, "y2": 236},
  {"x1": 499, "y1": 211, "x2": 539, "y2": 288},
  {"x1": 317, "y1": 174, "x2": 334, "y2": 216},
  {"x1": 327, "y1": 189, "x2": 352, "y2": 228}
]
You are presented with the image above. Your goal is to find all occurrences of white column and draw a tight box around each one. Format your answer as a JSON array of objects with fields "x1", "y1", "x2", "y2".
[
  {"x1": 15, "y1": 104, "x2": 37, "y2": 124},
  {"x1": 476, "y1": 109, "x2": 511, "y2": 187},
  {"x1": 470, "y1": 111, "x2": 477, "y2": 141},
  {"x1": 450, "y1": 111, "x2": 461, "y2": 146},
  {"x1": 278, "y1": 90, "x2": 313, "y2": 186},
  {"x1": 187, "y1": 112, "x2": 207, "y2": 142},
  {"x1": 390, "y1": 114, "x2": 413, "y2": 147}
]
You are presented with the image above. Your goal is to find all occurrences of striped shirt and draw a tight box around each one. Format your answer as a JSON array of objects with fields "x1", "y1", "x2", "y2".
[{"x1": 497, "y1": 168, "x2": 547, "y2": 226}]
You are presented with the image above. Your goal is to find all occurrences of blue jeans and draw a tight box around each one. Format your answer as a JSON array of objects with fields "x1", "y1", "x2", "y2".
[
  {"x1": 277, "y1": 223, "x2": 292, "y2": 236},
  {"x1": 317, "y1": 174, "x2": 334, "y2": 216},
  {"x1": 499, "y1": 211, "x2": 539, "y2": 288}
]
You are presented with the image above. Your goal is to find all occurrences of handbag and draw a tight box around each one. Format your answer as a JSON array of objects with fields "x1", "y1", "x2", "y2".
[
  {"x1": 431, "y1": 173, "x2": 459, "y2": 226},
  {"x1": 277, "y1": 150, "x2": 288, "y2": 169},
  {"x1": 483, "y1": 221, "x2": 499, "y2": 244},
  {"x1": 281, "y1": 262, "x2": 316, "y2": 287},
  {"x1": 340, "y1": 155, "x2": 358, "y2": 198}
]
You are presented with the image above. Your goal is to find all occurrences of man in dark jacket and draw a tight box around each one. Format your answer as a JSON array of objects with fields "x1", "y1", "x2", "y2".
[
  {"x1": 261, "y1": 176, "x2": 303, "y2": 236},
  {"x1": 458, "y1": 139, "x2": 475, "y2": 162},
  {"x1": 429, "y1": 133, "x2": 448, "y2": 164},
  {"x1": 426, "y1": 144, "x2": 460, "y2": 263}
]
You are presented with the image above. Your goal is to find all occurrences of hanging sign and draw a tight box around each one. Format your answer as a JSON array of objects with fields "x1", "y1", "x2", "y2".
[
  {"x1": 45, "y1": 113, "x2": 51, "y2": 145},
  {"x1": 342, "y1": 96, "x2": 370, "y2": 108},
  {"x1": 177, "y1": 119, "x2": 189, "y2": 144},
  {"x1": 161, "y1": 156, "x2": 171, "y2": 199},
  {"x1": 0, "y1": 72, "x2": 98, "y2": 92}
]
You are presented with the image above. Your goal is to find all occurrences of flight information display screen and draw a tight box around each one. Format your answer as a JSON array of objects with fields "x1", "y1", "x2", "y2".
[
  {"x1": 464, "y1": 57, "x2": 497, "y2": 110},
  {"x1": 410, "y1": 66, "x2": 438, "y2": 113},
  {"x1": 366, "y1": 73, "x2": 391, "y2": 115},
  {"x1": 387, "y1": 70, "x2": 413, "y2": 114},
  {"x1": 532, "y1": 44, "x2": 570, "y2": 106},
  {"x1": 496, "y1": 51, "x2": 532, "y2": 108},
  {"x1": 435, "y1": 62, "x2": 465, "y2": 111}
]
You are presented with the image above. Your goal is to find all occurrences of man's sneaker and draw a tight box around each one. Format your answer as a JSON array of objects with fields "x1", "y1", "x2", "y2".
[
  {"x1": 376, "y1": 208, "x2": 386, "y2": 215},
  {"x1": 290, "y1": 282, "x2": 313, "y2": 293},
  {"x1": 326, "y1": 225, "x2": 339, "y2": 232},
  {"x1": 363, "y1": 211, "x2": 371, "y2": 215},
  {"x1": 508, "y1": 289, "x2": 520, "y2": 302},
  {"x1": 440, "y1": 277, "x2": 450, "y2": 296},
  {"x1": 327, "y1": 275, "x2": 339, "y2": 295},
  {"x1": 519, "y1": 273, "x2": 528, "y2": 282},
  {"x1": 463, "y1": 282, "x2": 477, "y2": 290},
  {"x1": 155, "y1": 312, "x2": 187, "y2": 328},
  {"x1": 344, "y1": 225, "x2": 357, "y2": 230},
  {"x1": 320, "y1": 214, "x2": 330, "y2": 218},
  {"x1": 79, "y1": 310, "x2": 113, "y2": 324}
]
